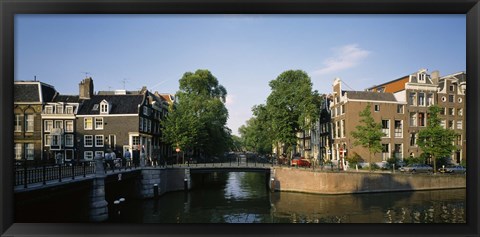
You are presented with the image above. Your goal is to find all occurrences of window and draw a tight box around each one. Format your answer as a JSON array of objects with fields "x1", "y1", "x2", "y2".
[
  {"x1": 332, "y1": 123, "x2": 336, "y2": 138},
  {"x1": 449, "y1": 95, "x2": 454, "y2": 103},
  {"x1": 458, "y1": 97, "x2": 463, "y2": 103},
  {"x1": 92, "y1": 104, "x2": 99, "y2": 111},
  {"x1": 95, "y1": 135, "x2": 104, "y2": 147},
  {"x1": 95, "y1": 117, "x2": 104, "y2": 130},
  {"x1": 427, "y1": 93, "x2": 434, "y2": 106},
  {"x1": 394, "y1": 120, "x2": 402, "y2": 138},
  {"x1": 382, "y1": 144, "x2": 390, "y2": 161},
  {"x1": 440, "y1": 108, "x2": 446, "y2": 115},
  {"x1": 15, "y1": 114, "x2": 22, "y2": 132},
  {"x1": 418, "y1": 73, "x2": 426, "y2": 82},
  {"x1": 54, "y1": 120, "x2": 63, "y2": 129},
  {"x1": 374, "y1": 105, "x2": 380, "y2": 112},
  {"x1": 51, "y1": 135, "x2": 61, "y2": 147},
  {"x1": 441, "y1": 120, "x2": 446, "y2": 129},
  {"x1": 341, "y1": 104, "x2": 345, "y2": 114},
  {"x1": 25, "y1": 114, "x2": 34, "y2": 132},
  {"x1": 410, "y1": 113, "x2": 417, "y2": 126},
  {"x1": 449, "y1": 85, "x2": 454, "y2": 92},
  {"x1": 56, "y1": 105, "x2": 63, "y2": 114},
  {"x1": 341, "y1": 120, "x2": 345, "y2": 138},
  {"x1": 148, "y1": 120, "x2": 152, "y2": 133},
  {"x1": 418, "y1": 93, "x2": 425, "y2": 106},
  {"x1": 397, "y1": 105, "x2": 404, "y2": 114},
  {"x1": 410, "y1": 133, "x2": 416, "y2": 146},
  {"x1": 84, "y1": 135, "x2": 93, "y2": 147},
  {"x1": 457, "y1": 135, "x2": 462, "y2": 146},
  {"x1": 84, "y1": 118, "x2": 93, "y2": 130},
  {"x1": 15, "y1": 143, "x2": 22, "y2": 160},
  {"x1": 336, "y1": 121, "x2": 340, "y2": 139},
  {"x1": 143, "y1": 118, "x2": 148, "y2": 132},
  {"x1": 65, "y1": 150, "x2": 74, "y2": 161},
  {"x1": 25, "y1": 143, "x2": 34, "y2": 160},
  {"x1": 441, "y1": 96, "x2": 446, "y2": 102},
  {"x1": 65, "y1": 134, "x2": 74, "y2": 147},
  {"x1": 409, "y1": 93, "x2": 416, "y2": 106},
  {"x1": 394, "y1": 144, "x2": 402, "y2": 159},
  {"x1": 458, "y1": 108, "x2": 463, "y2": 116},
  {"x1": 139, "y1": 117, "x2": 144, "y2": 131},
  {"x1": 65, "y1": 120, "x2": 74, "y2": 132},
  {"x1": 100, "y1": 101, "x2": 109, "y2": 114},
  {"x1": 448, "y1": 108, "x2": 454, "y2": 116},
  {"x1": 66, "y1": 106, "x2": 74, "y2": 114},
  {"x1": 45, "y1": 106, "x2": 53, "y2": 114},
  {"x1": 382, "y1": 120, "x2": 390, "y2": 137},
  {"x1": 44, "y1": 120, "x2": 53, "y2": 132},
  {"x1": 132, "y1": 136, "x2": 140, "y2": 149},
  {"x1": 418, "y1": 113, "x2": 425, "y2": 127},
  {"x1": 44, "y1": 135, "x2": 52, "y2": 146},
  {"x1": 456, "y1": 121, "x2": 463, "y2": 130},
  {"x1": 95, "y1": 151, "x2": 104, "y2": 158},
  {"x1": 84, "y1": 151, "x2": 94, "y2": 160},
  {"x1": 143, "y1": 106, "x2": 150, "y2": 116},
  {"x1": 448, "y1": 120, "x2": 454, "y2": 129}
]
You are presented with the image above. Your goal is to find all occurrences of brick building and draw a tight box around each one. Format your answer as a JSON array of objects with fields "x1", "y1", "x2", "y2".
[
  {"x1": 326, "y1": 69, "x2": 466, "y2": 168},
  {"x1": 14, "y1": 81, "x2": 57, "y2": 164}
]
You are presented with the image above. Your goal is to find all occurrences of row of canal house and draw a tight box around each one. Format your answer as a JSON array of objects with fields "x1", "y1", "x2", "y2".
[
  {"x1": 316, "y1": 68, "x2": 466, "y2": 168},
  {"x1": 14, "y1": 77, "x2": 175, "y2": 165}
]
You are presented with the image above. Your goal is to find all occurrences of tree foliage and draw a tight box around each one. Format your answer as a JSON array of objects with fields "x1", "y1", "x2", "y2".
[
  {"x1": 264, "y1": 70, "x2": 320, "y2": 157},
  {"x1": 237, "y1": 104, "x2": 273, "y2": 154},
  {"x1": 161, "y1": 69, "x2": 230, "y2": 157},
  {"x1": 417, "y1": 105, "x2": 456, "y2": 173},
  {"x1": 350, "y1": 103, "x2": 384, "y2": 169}
]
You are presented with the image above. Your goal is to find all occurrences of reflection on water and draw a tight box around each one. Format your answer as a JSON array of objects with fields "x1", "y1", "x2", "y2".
[{"x1": 109, "y1": 172, "x2": 466, "y2": 223}]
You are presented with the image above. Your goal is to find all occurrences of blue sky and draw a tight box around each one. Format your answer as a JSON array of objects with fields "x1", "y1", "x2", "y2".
[{"x1": 15, "y1": 15, "x2": 466, "y2": 135}]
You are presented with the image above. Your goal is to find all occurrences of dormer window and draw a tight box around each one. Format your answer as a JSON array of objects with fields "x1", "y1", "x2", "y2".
[
  {"x1": 418, "y1": 73, "x2": 426, "y2": 83},
  {"x1": 100, "y1": 100, "x2": 109, "y2": 114},
  {"x1": 45, "y1": 106, "x2": 53, "y2": 114},
  {"x1": 56, "y1": 105, "x2": 63, "y2": 114}
]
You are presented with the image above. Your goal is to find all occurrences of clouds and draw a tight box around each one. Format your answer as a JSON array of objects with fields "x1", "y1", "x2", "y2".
[{"x1": 313, "y1": 44, "x2": 371, "y2": 76}]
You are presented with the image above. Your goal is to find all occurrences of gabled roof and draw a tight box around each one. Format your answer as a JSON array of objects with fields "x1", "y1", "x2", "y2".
[
  {"x1": 14, "y1": 81, "x2": 57, "y2": 103},
  {"x1": 78, "y1": 94, "x2": 144, "y2": 115},
  {"x1": 344, "y1": 91, "x2": 397, "y2": 102}
]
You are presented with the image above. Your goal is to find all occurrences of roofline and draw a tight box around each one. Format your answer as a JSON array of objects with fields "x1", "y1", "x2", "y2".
[
  {"x1": 14, "y1": 80, "x2": 56, "y2": 89},
  {"x1": 365, "y1": 75, "x2": 409, "y2": 90},
  {"x1": 440, "y1": 71, "x2": 466, "y2": 79}
]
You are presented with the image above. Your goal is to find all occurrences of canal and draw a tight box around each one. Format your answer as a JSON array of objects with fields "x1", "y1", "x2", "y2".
[{"x1": 106, "y1": 172, "x2": 466, "y2": 223}]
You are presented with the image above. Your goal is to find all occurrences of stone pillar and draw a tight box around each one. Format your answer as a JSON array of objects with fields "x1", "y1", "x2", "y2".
[
  {"x1": 140, "y1": 168, "x2": 162, "y2": 198},
  {"x1": 184, "y1": 168, "x2": 191, "y2": 190},
  {"x1": 269, "y1": 168, "x2": 276, "y2": 192},
  {"x1": 89, "y1": 154, "x2": 108, "y2": 222}
]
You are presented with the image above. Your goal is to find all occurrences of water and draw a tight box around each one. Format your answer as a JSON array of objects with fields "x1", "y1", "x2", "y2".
[{"x1": 107, "y1": 172, "x2": 466, "y2": 223}]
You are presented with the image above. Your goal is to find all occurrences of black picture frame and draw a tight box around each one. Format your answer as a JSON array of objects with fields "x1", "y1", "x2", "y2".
[{"x1": 1, "y1": 0, "x2": 478, "y2": 236}]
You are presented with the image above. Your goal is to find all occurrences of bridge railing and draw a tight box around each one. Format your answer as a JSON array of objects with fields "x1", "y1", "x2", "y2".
[{"x1": 15, "y1": 161, "x2": 97, "y2": 188}]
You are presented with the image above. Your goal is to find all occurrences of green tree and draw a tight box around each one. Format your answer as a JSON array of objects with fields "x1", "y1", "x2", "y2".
[
  {"x1": 161, "y1": 69, "x2": 230, "y2": 159},
  {"x1": 265, "y1": 70, "x2": 320, "y2": 159},
  {"x1": 417, "y1": 105, "x2": 456, "y2": 173},
  {"x1": 350, "y1": 103, "x2": 384, "y2": 170},
  {"x1": 238, "y1": 107, "x2": 273, "y2": 155}
]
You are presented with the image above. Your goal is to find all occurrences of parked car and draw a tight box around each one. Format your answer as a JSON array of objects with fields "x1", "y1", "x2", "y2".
[
  {"x1": 438, "y1": 165, "x2": 466, "y2": 174},
  {"x1": 291, "y1": 157, "x2": 311, "y2": 167},
  {"x1": 399, "y1": 164, "x2": 433, "y2": 173}
]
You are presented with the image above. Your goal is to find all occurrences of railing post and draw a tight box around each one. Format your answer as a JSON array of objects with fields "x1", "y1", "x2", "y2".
[
  {"x1": 23, "y1": 160, "x2": 27, "y2": 188},
  {"x1": 43, "y1": 161, "x2": 46, "y2": 185},
  {"x1": 58, "y1": 164, "x2": 62, "y2": 182},
  {"x1": 72, "y1": 162, "x2": 75, "y2": 180}
]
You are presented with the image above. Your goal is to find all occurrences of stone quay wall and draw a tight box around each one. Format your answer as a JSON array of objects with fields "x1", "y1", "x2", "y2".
[
  {"x1": 272, "y1": 167, "x2": 466, "y2": 194},
  {"x1": 139, "y1": 168, "x2": 190, "y2": 199}
]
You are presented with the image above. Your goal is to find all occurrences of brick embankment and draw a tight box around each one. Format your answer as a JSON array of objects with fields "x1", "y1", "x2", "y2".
[{"x1": 272, "y1": 167, "x2": 466, "y2": 194}]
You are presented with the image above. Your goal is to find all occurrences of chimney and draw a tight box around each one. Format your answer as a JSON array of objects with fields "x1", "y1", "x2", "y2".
[
  {"x1": 431, "y1": 70, "x2": 440, "y2": 85},
  {"x1": 79, "y1": 77, "x2": 94, "y2": 99}
]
